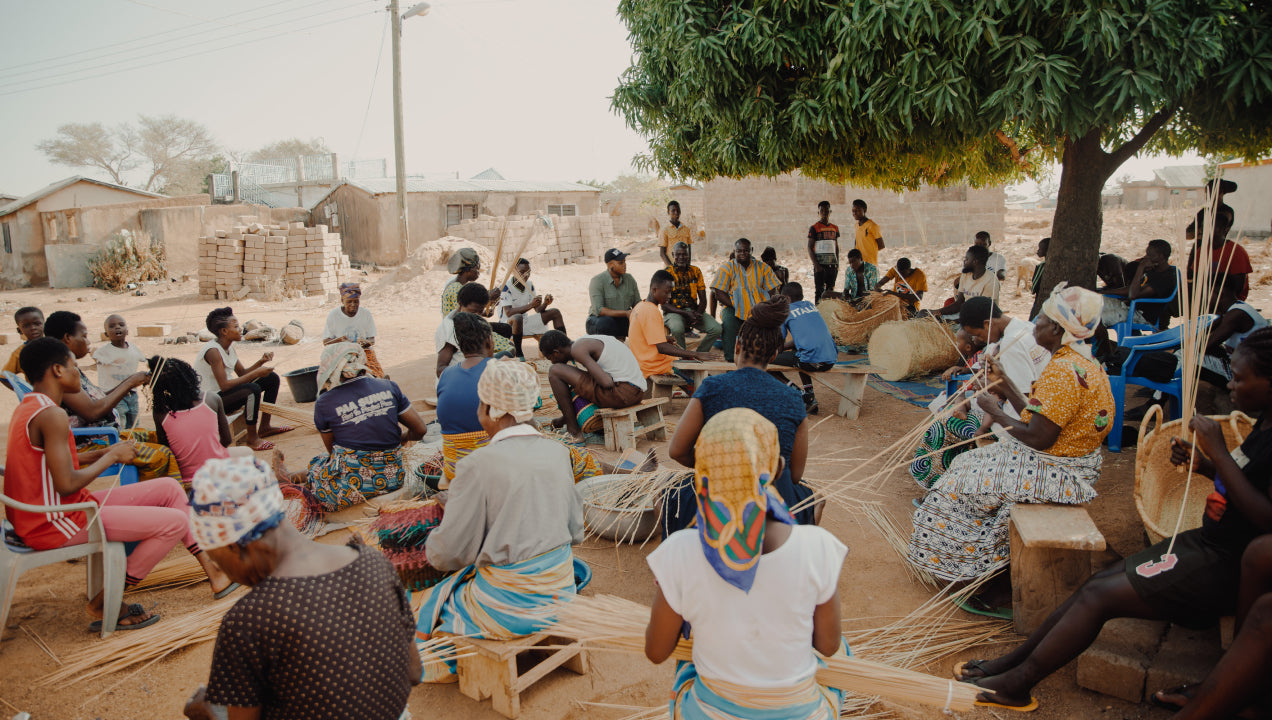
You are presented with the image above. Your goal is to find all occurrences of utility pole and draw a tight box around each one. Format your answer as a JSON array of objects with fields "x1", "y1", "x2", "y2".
[{"x1": 390, "y1": 0, "x2": 409, "y2": 262}]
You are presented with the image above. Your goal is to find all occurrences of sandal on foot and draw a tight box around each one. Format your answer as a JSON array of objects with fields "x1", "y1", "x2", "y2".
[
  {"x1": 974, "y1": 692, "x2": 1039, "y2": 712},
  {"x1": 955, "y1": 595, "x2": 1014, "y2": 620},
  {"x1": 250, "y1": 440, "x2": 276, "y2": 451},
  {"x1": 90, "y1": 603, "x2": 159, "y2": 632},
  {"x1": 213, "y1": 582, "x2": 241, "y2": 600},
  {"x1": 1150, "y1": 685, "x2": 1196, "y2": 711},
  {"x1": 953, "y1": 659, "x2": 995, "y2": 681},
  {"x1": 259, "y1": 426, "x2": 295, "y2": 439}
]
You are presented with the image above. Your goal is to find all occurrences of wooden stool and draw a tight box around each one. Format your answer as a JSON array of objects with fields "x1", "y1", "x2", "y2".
[
  {"x1": 455, "y1": 632, "x2": 588, "y2": 718},
  {"x1": 228, "y1": 412, "x2": 247, "y2": 444},
  {"x1": 1009, "y1": 504, "x2": 1106, "y2": 634},
  {"x1": 647, "y1": 373, "x2": 688, "y2": 400},
  {"x1": 596, "y1": 397, "x2": 668, "y2": 451},
  {"x1": 673, "y1": 360, "x2": 883, "y2": 419}
]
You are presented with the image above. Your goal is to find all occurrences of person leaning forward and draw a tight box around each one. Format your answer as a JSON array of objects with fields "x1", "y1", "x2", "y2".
[
  {"x1": 586, "y1": 248, "x2": 640, "y2": 340},
  {"x1": 663, "y1": 242, "x2": 722, "y2": 352}
]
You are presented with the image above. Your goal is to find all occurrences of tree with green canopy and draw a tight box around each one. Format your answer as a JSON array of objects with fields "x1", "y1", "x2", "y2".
[{"x1": 612, "y1": 1, "x2": 1272, "y2": 313}]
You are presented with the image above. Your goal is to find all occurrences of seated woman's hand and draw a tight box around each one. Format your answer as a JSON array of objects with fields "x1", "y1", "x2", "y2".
[
  {"x1": 976, "y1": 392, "x2": 1004, "y2": 417},
  {"x1": 1170, "y1": 435, "x2": 1216, "y2": 477},
  {"x1": 1187, "y1": 415, "x2": 1227, "y2": 466}
]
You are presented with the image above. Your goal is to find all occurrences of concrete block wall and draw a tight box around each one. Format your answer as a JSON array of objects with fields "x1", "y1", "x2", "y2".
[
  {"x1": 444, "y1": 213, "x2": 616, "y2": 268},
  {"x1": 601, "y1": 188, "x2": 705, "y2": 239},
  {"x1": 702, "y1": 173, "x2": 1005, "y2": 256},
  {"x1": 198, "y1": 217, "x2": 350, "y2": 300}
]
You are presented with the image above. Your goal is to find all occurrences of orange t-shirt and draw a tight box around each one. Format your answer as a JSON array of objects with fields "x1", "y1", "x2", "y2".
[{"x1": 628, "y1": 300, "x2": 674, "y2": 377}]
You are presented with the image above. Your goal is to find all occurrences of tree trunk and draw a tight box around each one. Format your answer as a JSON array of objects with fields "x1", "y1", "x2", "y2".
[{"x1": 1029, "y1": 128, "x2": 1111, "y2": 318}]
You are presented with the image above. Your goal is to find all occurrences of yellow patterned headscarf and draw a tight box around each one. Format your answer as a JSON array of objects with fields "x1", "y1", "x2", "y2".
[
  {"x1": 692, "y1": 408, "x2": 794, "y2": 592},
  {"x1": 1042, "y1": 282, "x2": 1103, "y2": 356},
  {"x1": 477, "y1": 359, "x2": 541, "y2": 424}
]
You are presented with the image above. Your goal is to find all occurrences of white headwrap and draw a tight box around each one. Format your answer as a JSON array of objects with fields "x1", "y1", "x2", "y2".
[
  {"x1": 189, "y1": 456, "x2": 286, "y2": 550},
  {"x1": 477, "y1": 359, "x2": 540, "y2": 424},
  {"x1": 1041, "y1": 282, "x2": 1104, "y2": 358}
]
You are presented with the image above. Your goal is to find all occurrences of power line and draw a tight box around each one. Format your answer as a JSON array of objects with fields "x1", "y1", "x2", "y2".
[
  {"x1": 352, "y1": 11, "x2": 391, "y2": 163},
  {"x1": 0, "y1": 9, "x2": 381, "y2": 97}
]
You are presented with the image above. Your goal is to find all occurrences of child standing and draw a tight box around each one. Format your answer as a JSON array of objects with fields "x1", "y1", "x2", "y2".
[
  {"x1": 806, "y1": 201, "x2": 840, "y2": 303},
  {"x1": 93, "y1": 314, "x2": 148, "y2": 428},
  {"x1": 2, "y1": 306, "x2": 44, "y2": 379}
]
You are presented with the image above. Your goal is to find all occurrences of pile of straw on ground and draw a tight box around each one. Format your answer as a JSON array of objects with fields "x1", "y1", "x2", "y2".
[{"x1": 817, "y1": 293, "x2": 903, "y2": 347}]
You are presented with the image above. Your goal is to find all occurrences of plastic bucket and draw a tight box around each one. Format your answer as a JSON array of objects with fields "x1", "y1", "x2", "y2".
[{"x1": 284, "y1": 366, "x2": 319, "y2": 403}]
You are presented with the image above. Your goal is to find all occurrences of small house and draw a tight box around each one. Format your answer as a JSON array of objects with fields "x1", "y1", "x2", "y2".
[{"x1": 1119, "y1": 165, "x2": 1207, "y2": 210}]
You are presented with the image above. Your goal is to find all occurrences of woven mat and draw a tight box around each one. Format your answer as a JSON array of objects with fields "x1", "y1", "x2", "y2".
[{"x1": 836, "y1": 358, "x2": 944, "y2": 408}]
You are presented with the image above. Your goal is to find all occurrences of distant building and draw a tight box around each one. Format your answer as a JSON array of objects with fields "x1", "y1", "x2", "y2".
[
  {"x1": 309, "y1": 171, "x2": 602, "y2": 265},
  {"x1": 1218, "y1": 158, "x2": 1272, "y2": 241},
  {"x1": 1119, "y1": 165, "x2": 1206, "y2": 210}
]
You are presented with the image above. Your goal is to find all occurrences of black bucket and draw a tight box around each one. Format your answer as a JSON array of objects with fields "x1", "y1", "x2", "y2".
[{"x1": 284, "y1": 366, "x2": 320, "y2": 403}]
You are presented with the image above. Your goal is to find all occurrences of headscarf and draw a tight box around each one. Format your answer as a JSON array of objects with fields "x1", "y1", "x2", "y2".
[
  {"x1": 446, "y1": 247, "x2": 481, "y2": 274},
  {"x1": 1041, "y1": 282, "x2": 1103, "y2": 356},
  {"x1": 477, "y1": 359, "x2": 540, "y2": 424},
  {"x1": 692, "y1": 408, "x2": 794, "y2": 593},
  {"x1": 339, "y1": 282, "x2": 361, "y2": 300},
  {"x1": 189, "y1": 456, "x2": 286, "y2": 550},
  {"x1": 317, "y1": 341, "x2": 368, "y2": 392}
]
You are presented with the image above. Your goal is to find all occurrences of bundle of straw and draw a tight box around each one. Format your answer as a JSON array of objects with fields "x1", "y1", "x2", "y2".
[
  {"x1": 817, "y1": 294, "x2": 903, "y2": 347},
  {"x1": 260, "y1": 402, "x2": 316, "y2": 430},
  {"x1": 129, "y1": 555, "x2": 205, "y2": 592},
  {"x1": 546, "y1": 594, "x2": 981, "y2": 712},
  {"x1": 867, "y1": 320, "x2": 962, "y2": 381}
]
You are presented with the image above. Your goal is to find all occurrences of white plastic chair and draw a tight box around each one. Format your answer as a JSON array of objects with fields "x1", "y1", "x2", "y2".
[{"x1": 1, "y1": 488, "x2": 127, "y2": 641}]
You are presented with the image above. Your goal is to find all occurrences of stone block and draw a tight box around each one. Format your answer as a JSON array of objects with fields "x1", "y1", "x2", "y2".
[
  {"x1": 1146, "y1": 625, "x2": 1223, "y2": 698},
  {"x1": 136, "y1": 324, "x2": 172, "y2": 337}
]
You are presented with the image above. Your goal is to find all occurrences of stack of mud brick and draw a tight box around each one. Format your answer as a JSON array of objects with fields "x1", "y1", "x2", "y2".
[
  {"x1": 446, "y1": 213, "x2": 615, "y2": 268},
  {"x1": 198, "y1": 219, "x2": 350, "y2": 300}
]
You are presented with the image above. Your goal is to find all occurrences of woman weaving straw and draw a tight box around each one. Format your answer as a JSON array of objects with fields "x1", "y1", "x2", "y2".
[
  {"x1": 322, "y1": 282, "x2": 385, "y2": 378},
  {"x1": 274, "y1": 342, "x2": 427, "y2": 511},
  {"x1": 416, "y1": 360, "x2": 586, "y2": 682},
  {"x1": 645, "y1": 408, "x2": 850, "y2": 719},
  {"x1": 908, "y1": 284, "x2": 1114, "y2": 592},
  {"x1": 666, "y1": 295, "x2": 818, "y2": 530}
]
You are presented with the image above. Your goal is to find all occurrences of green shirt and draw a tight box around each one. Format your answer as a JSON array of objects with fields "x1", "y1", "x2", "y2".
[{"x1": 588, "y1": 271, "x2": 640, "y2": 317}]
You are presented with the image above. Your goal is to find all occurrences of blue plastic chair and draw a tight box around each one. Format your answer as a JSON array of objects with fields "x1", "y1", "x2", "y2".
[
  {"x1": 1109, "y1": 268, "x2": 1181, "y2": 342},
  {"x1": 3, "y1": 371, "x2": 139, "y2": 485},
  {"x1": 1106, "y1": 315, "x2": 1216, "y2": 453}
]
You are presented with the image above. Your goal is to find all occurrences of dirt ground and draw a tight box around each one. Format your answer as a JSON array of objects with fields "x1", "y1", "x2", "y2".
[{"x1": 0, "y1": 207, "x2": 1262, "y2": 719}]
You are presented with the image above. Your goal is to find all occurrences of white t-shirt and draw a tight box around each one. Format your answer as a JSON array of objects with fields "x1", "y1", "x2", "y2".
[
  {"x1": 582, "y1": 334, "x2": 646, "y2": 391},
  {"x1": 92, "y1": 342, "x2": 147, "y2": 391},
  {"x1": 1224, "y1": 302, "x2": 1268, "y2": 353},
  {"x1": 986, "y1": 252, "x2": 1007, "y2": 278},
  {"x1": 984, "y1": 317, "x2": 1051, "y2": 421},
  {"x1": 646, "y1": 525, "x2": 847, "y2": 688},
  {"x1": 433, "y1": 312, "x2": 464, "y2": 371},
  {"x1": 958, "y1": 271, "x2": 1001, "y2": 303},
  {"x1": 193, "y1": 341, "x2": 239, "y2": 397},
  {"x1": 322, "y1": 306, "x2": 377, "y2": 343},
  {"x1": 497, "y1": 279, "x2": 536, "y2": 323}
]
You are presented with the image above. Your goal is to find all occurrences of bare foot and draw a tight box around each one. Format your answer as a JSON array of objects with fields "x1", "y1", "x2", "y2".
[
  {"x1": 550, "y1": 416, "x2": 565, "y2": 429},
  {"x1": 270, "y1": 450, "x2": 291, "y2": 484}
]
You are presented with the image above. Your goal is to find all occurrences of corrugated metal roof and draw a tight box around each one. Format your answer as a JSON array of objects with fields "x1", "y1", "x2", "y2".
[
  {"x1": 345, "y1": 177, "x2": 601, "y2": 195},
  {"x1": 1152, "y1": 165, "x2": 1206, "y2": 188},
  {"x1": 470, "y1": 168, "x2": 506, "y2": 180},
  {"x1": 0, "y1": 176, "x2": 164, "y2": 217}
]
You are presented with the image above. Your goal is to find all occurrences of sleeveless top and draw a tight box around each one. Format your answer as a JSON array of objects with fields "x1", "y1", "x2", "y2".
[
  {"x1": 162, "y1": 395, "x2": 231, "y2": 479},
  {"x1": 194, "y1": 341, "x2": 238, "y2": 397},
  {"x1": 5, "y1": 393, "x2": 93, "y2": 549}
]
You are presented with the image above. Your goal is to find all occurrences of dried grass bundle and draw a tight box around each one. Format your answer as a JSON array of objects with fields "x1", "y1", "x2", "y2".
[
  {"x1": 867, "y1": 320, "x2": 962, "y2": 381},
  {"x1": 260, "y1": 402, "x2": 316, "y2": 429},
  {"x1": 547, "y1": 594, "x2": 981, "y2": 712},
  {"x1": 129, "y1": 555, "x2": 204, "y2": 592},
  {"x1": 817, "y1": 294, "x2": 903, "y2": 347},
  {"x1": 88, "y1": 230, "x2": 166, "y2": 291}
]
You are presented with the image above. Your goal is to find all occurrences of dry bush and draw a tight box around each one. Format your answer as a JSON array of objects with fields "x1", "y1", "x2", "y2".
[{"x1": 89, "y1": 230, "x2": 167, "y2": 291}]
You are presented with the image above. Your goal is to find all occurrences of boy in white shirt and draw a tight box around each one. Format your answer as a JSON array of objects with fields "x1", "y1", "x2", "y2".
[{"x1": 92, "y1": 314, "x2": 149, "y2": 428}]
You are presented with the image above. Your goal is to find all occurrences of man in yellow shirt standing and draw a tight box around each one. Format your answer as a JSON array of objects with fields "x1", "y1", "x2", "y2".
[
  {"x1": 851, "y1": 199, "x2": 885, "y2": 266},
  {"x1": 659, "y1": 200, "x2": 694, "y2": 267}
]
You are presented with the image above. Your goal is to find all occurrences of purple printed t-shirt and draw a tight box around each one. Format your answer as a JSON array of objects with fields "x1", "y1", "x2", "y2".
[{"x1": 313, "y1": 376, "x2": 411, "y2": 451}]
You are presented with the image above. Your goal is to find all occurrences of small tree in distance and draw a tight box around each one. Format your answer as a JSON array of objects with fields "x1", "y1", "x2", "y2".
[
  {"x1": 36, "y1": 114, "x2": 219, "y2": 194},
  {"x1": 613, "y1": 1, "x2": 1272, "y2": 315},
  {"x1": 249, "y1": 137, "x2": 330, "y2": 162}
]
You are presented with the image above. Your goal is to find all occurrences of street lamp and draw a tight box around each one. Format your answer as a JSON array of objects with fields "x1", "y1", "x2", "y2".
[{"x1": 390, "y1": 1, "x2": 430, "y2": 263}]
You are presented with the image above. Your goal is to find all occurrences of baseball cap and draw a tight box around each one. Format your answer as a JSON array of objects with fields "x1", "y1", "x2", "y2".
[{"x1": 604, "y1": 248, "x2": 629, "y2": 263}]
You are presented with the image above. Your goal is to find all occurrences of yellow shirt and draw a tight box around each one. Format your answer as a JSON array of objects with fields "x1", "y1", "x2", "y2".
[
  {"x1": 883, "y1": 267, "x2": 928, "y2": 310},
  {"x1": 854, "y1": 219, "x2": 883, "y2": 266},
  {"x1": 1020, "y1": 345, "x2": 1114, "y2": 457},
  {"x1": 710, "y1": 259, "x2": 782, "y2": 321},
  {"x1": 3, "y1": 343, "x2": 24, "y2": 377},
  {"x1": 661, "y1": 223, "x2": 693, "y2": 250}
]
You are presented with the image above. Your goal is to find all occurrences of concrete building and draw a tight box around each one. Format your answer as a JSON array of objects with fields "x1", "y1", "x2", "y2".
[
  {"x1": 601, "y1": 182, "x2": 704, "y2": 239},
  {"x1": 1218, "y1": 158, "x2": 1272, "y2": 241},
  {"x1": 309, "y1": 173, "x2": 602, "y2": 265},
  {"x1": 1119, "y1": 165, "x2": 1207, "y2": 210},
  {"x1": 700, "y1": 173, "x2": 1005, "y2": 255}
]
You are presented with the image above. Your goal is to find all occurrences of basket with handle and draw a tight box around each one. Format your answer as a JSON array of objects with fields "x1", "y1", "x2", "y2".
[{"x1": 1134, "y1": 406, "x2": 1254, "y2": 544}]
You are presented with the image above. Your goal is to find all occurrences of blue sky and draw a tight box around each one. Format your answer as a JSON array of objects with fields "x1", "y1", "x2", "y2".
[{"x1": 0, "y1": 0, "x2": 1198, "y2": 197}]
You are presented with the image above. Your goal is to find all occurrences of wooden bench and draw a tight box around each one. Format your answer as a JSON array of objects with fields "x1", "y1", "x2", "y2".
[
  {"x1": 455, "y1": 632, "x2": 588, "y2": 718},
  {"x1": 671, "y1": 360, "x2": 884, "y2": 419},
  {"x1": 596, "y1": 397, "x2": 668, "y2": 451},
  {"x1": 1010, "y1": 503, "x2": 1106, "y2": 634},
  {"x1": 647, "y1": 373, "x2": 688, "y2": 400}
]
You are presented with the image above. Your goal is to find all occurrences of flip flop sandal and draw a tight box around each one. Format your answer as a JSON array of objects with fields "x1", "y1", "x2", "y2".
[
  {"x1": 90, "y1": 603, "x2": 159, "y2": 632},
  {"x1": 261, "y1": 426, "x2": 295, "y2": 438},
  {"x1": 1150, "y1": 685, "x2": 1196, "y2": 711},
  {"x1": 213, "y1": 582, "x2": 241, "y2": 600},
  {"x1": 956, "y1": 596, "x2": 1014, "y2": 620},
  {"x1": 251, "y1": 440, "x2": 276, "y2": 451},
  {"x1": 953, "y1": 659, "x2": 994, "y2": 681},
  {"x1": 974, "y1": 694, "x2": 1039, "y2": 712}
]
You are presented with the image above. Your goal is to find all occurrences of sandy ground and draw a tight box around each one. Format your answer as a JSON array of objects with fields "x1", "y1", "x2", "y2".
[{"x1": 0, "y1": 207, "x2": 1260, "y2": 719}]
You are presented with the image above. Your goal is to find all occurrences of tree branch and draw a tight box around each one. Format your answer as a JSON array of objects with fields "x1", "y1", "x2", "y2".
[
  {"x1": 1106, "y1": 107, "x2": 1176, "y2": 170},
  {"x1": 994, "y1": 130, "x2": 1032, "y2": 170}
]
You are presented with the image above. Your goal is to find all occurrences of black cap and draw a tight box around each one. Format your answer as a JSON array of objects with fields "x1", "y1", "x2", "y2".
[{"x1": 604, "y1": 248, "x2": 629, "y2": 263}]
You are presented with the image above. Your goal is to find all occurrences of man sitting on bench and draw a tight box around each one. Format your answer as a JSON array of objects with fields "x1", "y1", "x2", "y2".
[
  {"x1": 540, "y1": 330, "x2": 647, "y2": 443},
  {"x1": 769, "y1": 282, "x2": 837, "y2": 414}
]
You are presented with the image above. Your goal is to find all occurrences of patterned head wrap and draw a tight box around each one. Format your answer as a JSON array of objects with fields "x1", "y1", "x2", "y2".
[
  {"x1": 317, "y1": 341, "x2": 368, "y2": 392},
  {"x1": 446, "y1": 247, "x2": 481, "y2": 274},
  {"x1": 477, "y1": 359, "x2": 540, "y2": 424},
  {"x1": 1041, "y1": 282, "x2": 1103, "y2": 352},
  {"x1": 692, "y1": 408, "x2": 794, "y2": 592},
  {"x1": 339, "y1": 282, "x2": 361, "y2": 300},
  {"x1": 189, "y1": 456, "x2": 286, "y2": 550}
]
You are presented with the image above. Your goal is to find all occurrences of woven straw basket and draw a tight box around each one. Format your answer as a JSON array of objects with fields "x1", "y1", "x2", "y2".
[
  {"x1": 817, "y1": 293, "x2": 903, "y2": 347},
  {"x1": 1134, "y1": 405, "x2": 1254, "y2": 544}
]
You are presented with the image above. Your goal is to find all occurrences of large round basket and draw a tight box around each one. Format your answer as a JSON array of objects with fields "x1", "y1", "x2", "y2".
[
  {"x1": 1134, "y1": 406, "x2": 1254, "y2": 544},
  {"x1": 867, "y1": 320, "x2": 962, "y2": 381},
  {"x1": 817, "y1": 293, "x2": 903, "y2": 347}
]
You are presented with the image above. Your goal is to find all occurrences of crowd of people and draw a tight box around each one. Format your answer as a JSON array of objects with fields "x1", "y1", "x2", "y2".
[{"x1": 2, "y1": 182, "x2": 1269, "y2": 720}]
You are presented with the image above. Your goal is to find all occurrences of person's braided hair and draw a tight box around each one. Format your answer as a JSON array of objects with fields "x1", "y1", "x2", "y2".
[
  {"x1": 1236, "y1": 327, "x2": 1272, "y2": 380},
  {"x1": 736, "y1": 295, "x2": 790, "y2": 363},
  {"x1": 148, "y1": 356, "x2": 203, "y2": 417}
]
